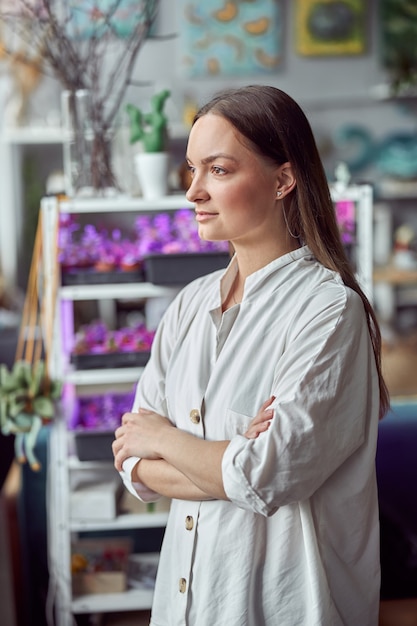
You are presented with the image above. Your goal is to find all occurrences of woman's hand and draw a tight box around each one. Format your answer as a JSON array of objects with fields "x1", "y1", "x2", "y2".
[
  {"x1": 244, "y1": 396, "x2": 275, "y2": 439},
  {"x1": 112, "y1": 408, "x2": 173, "y2": 471}
]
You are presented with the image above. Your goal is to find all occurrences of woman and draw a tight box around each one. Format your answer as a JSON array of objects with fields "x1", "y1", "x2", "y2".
[{"x1": 113, "y1": 85, "x2": 389, "y2": 626}]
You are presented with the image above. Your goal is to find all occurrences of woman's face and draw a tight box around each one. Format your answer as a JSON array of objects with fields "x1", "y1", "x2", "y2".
[{"x1": 185, "y1": 113, "x2": 283, "y2": 248}]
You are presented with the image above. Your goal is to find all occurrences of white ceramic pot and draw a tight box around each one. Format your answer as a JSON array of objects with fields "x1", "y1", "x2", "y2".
[{"x1": 134, "y1": 152, "x2": 169, "y2": 199}]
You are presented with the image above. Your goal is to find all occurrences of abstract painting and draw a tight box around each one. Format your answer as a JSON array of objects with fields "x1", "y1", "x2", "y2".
[
  {"x1": 67, "y1": 0, "x2": 151, "y2": 39},
  {"x1": 180, "y1": 0, "x2": 282, "y2": 77},
  {"x1": 295, "y1": 0, "x2": 366, "y2": 56}
]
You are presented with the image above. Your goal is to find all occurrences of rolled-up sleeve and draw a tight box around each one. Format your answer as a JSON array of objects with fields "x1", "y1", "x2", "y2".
[
  {"x1": 222, "y1": 288, "x2": 378, "y2": 516},
  {"x1": 119, "y1": 456, "x2": 160, "y2": 502}
]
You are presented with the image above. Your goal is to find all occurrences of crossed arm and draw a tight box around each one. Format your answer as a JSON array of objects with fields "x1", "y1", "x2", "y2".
[{"x1": 112, "y1": 396, "x2": 275, "y2": 502}]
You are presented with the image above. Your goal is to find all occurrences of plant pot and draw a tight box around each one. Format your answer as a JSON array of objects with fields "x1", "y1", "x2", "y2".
[
  {"x1": 143, "y1": 252, "x2": 231, "y2": 285},
  {"x1": 134, "y1": 152, "x2": 169, "y2": 199},
  {"x1": 70, "y1": 350, "x2": 151, "y2": 370}
]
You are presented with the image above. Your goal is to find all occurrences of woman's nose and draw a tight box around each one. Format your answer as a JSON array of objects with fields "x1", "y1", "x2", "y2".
[
  {"x1": 186, "y1": 174, "x2": 208, "y2": 203},
  {"x1": 185, "y1": 174, "x2": 197, "y2": 202}
]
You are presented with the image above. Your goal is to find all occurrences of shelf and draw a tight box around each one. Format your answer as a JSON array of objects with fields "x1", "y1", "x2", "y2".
[
  {"x1": 376, "y1": 179, "x2": 417, "y2": 200},
  {"x1": 43, "y1": 194, "x2": 182, "y2": 625},
  {"x1": 59, "y1": 194, "x2": 193, "y2": 213},
  {"x1": 0, "y1": 126, "x2": 65, "y2": 144},
  {"x1": 72, "y1": 587, "x2": 154, "y2": 614},
  {"x1": 70, "y1": 510, "x2": 169, "y2": 532},
  {"x1": 67, "y1": 462, "x2": 171, "y2": 530},
  {"x1": 66, "y1": 366, "x2": 144, "y2": 386},
  {"x1": 0, "y1": 122, "x2": 188, "y2": 146},
  {"x1": 374, "y1": 266, "x2": 417, "y2": 285},
  {"x1": 59, "y1": 282, "x2": 178, "y2": 300},
  {"x1": 68, "y1": 457, "x2": 115, "y2": 470}
]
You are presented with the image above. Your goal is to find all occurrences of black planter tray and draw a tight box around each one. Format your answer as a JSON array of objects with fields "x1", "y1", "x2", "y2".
[
  {"x1": 73, "y1": 430, "x2": 115, "y2": 461},
  {"x1": 61, "y1": 267, "x2": 144, "y2": 286},
  {"x1": 71, "y1": 351, "x2": 150, "y2": 370},
  {"x1": 143, "y1": 252, "x2": 230, "y2": 285}
]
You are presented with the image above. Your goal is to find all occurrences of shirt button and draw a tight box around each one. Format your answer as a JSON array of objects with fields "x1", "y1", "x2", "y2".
[
  {"x1": 179, "y1": 577, "x2": 187, "y2": 593},
  {"x1": 185, "y1": 515, "x2": 194, "y2": 531},
  {"x1": 189, "y1": 409, "x2": 200, "y2": 424}
]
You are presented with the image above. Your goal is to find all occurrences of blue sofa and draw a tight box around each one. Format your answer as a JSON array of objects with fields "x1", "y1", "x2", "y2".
[{"x1": 377, "y1": 400, "x2": 417, "y2": 599}]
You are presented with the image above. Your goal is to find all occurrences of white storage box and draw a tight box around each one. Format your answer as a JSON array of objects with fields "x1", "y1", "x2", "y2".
[{"x1": 70, "y1": 478, "x2": 123, "y2": 521}]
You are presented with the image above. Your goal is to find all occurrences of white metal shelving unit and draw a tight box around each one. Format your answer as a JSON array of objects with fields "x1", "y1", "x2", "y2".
[
  {"x1": 0, "y1": 122, "x2": 189, "y2": 289},
  {"x1": 42, "y1": 193, "x2": 191, "y2": 626},
  {"x1": 330, "y1": 182, "x2": 374, "y2": 301},
  {"x1": 0, "y1": 126, "x2": 64, "y2": 289}
]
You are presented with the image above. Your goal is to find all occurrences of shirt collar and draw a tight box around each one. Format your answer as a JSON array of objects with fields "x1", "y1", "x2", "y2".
[
  {"x1": 206, "y1": 245, "x2": 314, "y2": 321},
  {"x1": 218, "y1": 245, "x2": 313, "y2": 305}
]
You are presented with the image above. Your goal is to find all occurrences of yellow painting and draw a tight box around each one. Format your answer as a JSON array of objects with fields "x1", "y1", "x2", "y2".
[{"x1": 295, "y1": 0, "x2": 366, "y2": 56}]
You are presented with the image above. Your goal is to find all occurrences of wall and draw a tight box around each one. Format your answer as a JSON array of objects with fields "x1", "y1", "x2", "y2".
[
  {"x1": 1, "y1": 1, "x2": 417, "y2": 291},
  {"x1": 1, "y1": 2, "x2": 414, "y2": 183},
  {"x1": 126, "y1": 0, "x2": 415, "y2": 182}
]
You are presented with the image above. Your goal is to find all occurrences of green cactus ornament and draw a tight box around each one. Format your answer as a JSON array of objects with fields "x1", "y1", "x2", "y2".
[
  {"x1": 126, "y1": 88, "x2": 171, "y2": 153},
  {"x1": 0, "y1": 360, "x2": 62, "y2": 471}
]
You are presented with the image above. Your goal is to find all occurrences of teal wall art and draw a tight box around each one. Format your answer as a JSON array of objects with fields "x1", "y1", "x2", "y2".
[{"x1": 180, "y1": 0, "x2": 282, "y2": 77}]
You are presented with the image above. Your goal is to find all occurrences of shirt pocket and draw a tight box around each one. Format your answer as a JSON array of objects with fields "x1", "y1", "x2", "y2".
[{"x1": 224, "y1": 408, "x2": 253, "y2": 439}]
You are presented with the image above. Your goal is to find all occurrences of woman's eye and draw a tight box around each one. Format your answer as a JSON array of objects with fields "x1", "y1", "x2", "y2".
[
  {"x1": 212, "y1": 165, "x2": 226, "y2": 175},
  {"x1": 188, "y1": 165, "x2": 195, "y2": 176}
]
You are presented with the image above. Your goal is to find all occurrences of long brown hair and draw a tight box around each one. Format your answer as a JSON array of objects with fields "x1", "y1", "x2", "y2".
[{"x1": 194, "y1": 85, "x2": 389, "y2": 419}]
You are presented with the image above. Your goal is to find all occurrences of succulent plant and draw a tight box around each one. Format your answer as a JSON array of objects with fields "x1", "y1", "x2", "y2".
[
  {"x1": 0, "y1": 360, "x2": 62, "y2": 471},
  {"x1": 126, "y1": 89, "x2": 171, "y2": 153}
]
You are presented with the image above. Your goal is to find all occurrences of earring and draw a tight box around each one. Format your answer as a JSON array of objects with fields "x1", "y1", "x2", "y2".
[
  {"x1": 283, "y1": 207, "x2": 298, "y2": 239},
  {"x1": 276, "y1": 191, "x2": 282, "y2": 198}
]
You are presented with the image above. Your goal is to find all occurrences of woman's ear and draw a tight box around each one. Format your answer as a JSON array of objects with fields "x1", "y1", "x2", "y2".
[{"x1": 276, "y1": 162, "x2": 296, "y2": 197}]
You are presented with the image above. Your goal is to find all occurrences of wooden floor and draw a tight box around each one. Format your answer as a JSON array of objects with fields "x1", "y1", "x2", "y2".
[
  {"x1": 380, "y1": 599, "x2": 417, "y2": 625},
  {"x1": 101, "y1": 611, "x2": 151, "y2": 625},
  {"x1": 0, "y1": 464, "x2": 18, "y2": 626}
]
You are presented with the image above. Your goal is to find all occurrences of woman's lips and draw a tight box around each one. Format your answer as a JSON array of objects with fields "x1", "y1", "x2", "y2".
[{"x1": 195, "y1": 211, "x2": 218, "y2": 222}]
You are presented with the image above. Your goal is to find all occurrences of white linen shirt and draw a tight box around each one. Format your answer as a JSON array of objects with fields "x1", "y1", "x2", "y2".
[{"x1": 121, "y1": 246, "x2": 381, "y2": 626}]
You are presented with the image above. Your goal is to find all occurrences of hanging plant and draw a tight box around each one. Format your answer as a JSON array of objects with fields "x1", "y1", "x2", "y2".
[
  {"x1": 380, "y1": 0, "x2": 417, "y2": 95},
  {"x1": 0, "y1": 208, "x2": 61, "y2": 471},
  {"x1": 0, "y1": 360, "x2": 62, "y2": 471}
]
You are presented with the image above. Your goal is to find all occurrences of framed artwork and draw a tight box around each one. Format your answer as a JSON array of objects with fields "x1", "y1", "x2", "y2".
[
  {"x1": 179, "y1": 0, "x2": 282, "y2": 78},
  {"x1": 67, "y1": 0, "x2": 152, "y2": 39},
  {"x1": 295, "y1": 0, "x2": 366, "y2": 56}
]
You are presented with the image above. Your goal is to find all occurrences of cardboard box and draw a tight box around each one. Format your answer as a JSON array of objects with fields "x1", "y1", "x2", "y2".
[
  {"x1": 72, "y1": 571, "x2": 127, "y2": 595},
  {"x1": 72, "y1": 538, "x2": 131, "y2": 596}
]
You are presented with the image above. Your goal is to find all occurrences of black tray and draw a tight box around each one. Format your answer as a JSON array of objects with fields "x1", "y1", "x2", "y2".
[
  {"x1": 74, "y1": 430, "x2": 115, "y2": 461},
  {"x1": 71, "y1": 351, "x2": 150, "y2": 370},
  {"x1": 143, "y1": 252, "x2": 230, "y2": 285},
  {"x1": 62, "y1": 267, "x2": 144, "y2": 286}
]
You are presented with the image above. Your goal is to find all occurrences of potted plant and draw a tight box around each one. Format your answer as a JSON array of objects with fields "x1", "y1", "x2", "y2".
[
  {"x1": 0, "y1": 360, "x2": 62, "y2": 471},
  {"x1": 126, "y1": 88, "x2": 171, "y2": 199},
  {"x1": 0, "y1": 0, "x2": 161, "y2": 195}
]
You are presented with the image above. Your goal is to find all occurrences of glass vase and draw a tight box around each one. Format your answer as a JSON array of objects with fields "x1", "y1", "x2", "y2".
[{"x1": 61, "y1": 90, "x2": 117, "y2": 197}]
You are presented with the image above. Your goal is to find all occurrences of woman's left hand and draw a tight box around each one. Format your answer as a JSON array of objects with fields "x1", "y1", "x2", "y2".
[
  {"x1": 112, "y1": 408, "x2": 173, "y2": 471},
  {"x1": 244, "y1": 396, "x2": 275, "y2": 439}
]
